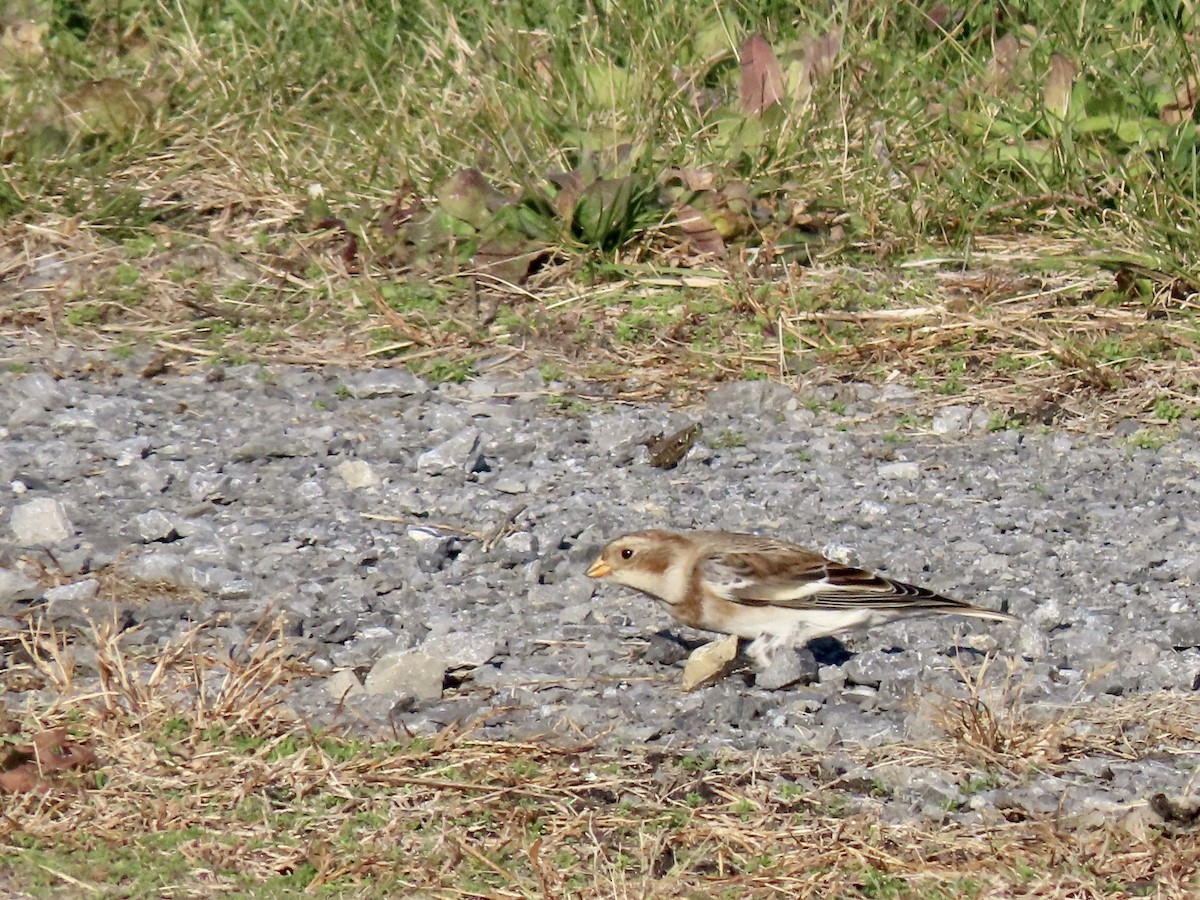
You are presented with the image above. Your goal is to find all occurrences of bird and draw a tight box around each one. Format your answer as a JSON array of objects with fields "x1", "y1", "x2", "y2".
[{"x1": 586, "y1": 529, "x2": 1019, "y2": 669}]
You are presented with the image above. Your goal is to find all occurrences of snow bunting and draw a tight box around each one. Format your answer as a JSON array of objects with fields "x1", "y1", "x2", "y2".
[{"x1": 586, "y1": 529, "x2": 1019, "y2": 668}]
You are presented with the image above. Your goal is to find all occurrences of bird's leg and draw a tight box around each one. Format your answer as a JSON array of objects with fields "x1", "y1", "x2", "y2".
[{"x1": 747, "y1": 634, "x2": 783, "y2": 669}]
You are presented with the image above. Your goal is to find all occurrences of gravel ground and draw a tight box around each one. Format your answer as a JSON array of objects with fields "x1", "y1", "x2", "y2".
[{"x1": 1, "y1": 341, "x2": 1198, "y2": 825}]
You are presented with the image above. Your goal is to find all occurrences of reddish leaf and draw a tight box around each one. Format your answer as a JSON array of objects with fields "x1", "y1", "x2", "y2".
[
  {"x1": 738, "y1": 33, "x2": 785, "y2": 116},
  {"x1": 0, "y1": 728, "x2": 97, "y2": 793},
  {"x1": 438, "y1": 168, "x2": 510, "y2": 229},
  {"x1": 804, "y1": 29, "x2": 842, "y2": 84},
  {"x1": 985, "y1": 33, "x2": 1022, "y2": 94},
  {"x1": 1043, "y1": 53, "x2": 1076, "y2": 120},
  {"x1": 0, "y1": 765, "x2": 46, "y2": 794},
  {"x1": 548, "y1": 170, "x2": 586, "y2": 221},
  {"x1": 672, "y1": 203, "x2": 726, "y2": 257},
  {"x1": 473, "y1": 237, "x2": 546, "y2": 285}
]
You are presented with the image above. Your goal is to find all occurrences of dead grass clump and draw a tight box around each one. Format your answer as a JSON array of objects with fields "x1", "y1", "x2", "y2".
[{"x1": 0, "y1": 619, "x2": 1195, "y2": 895}]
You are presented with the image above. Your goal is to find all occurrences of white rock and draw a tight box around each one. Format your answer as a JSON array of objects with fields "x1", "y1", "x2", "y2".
[
  {"x1": 133, "y1": 509, "x2": 178, "y2": 543},
  {"x1": 44, "y1": 579, "x2": 100, "y2": 603},
  {"x1": 682, "y1": 634, "x2": 740, "y2": 691},
  {"x1": 325, "y1": 668, "x2": 366, "y2": 700},
  {"x1": 416, "y1": 428, "x2": 482, "y2": 475},
  {"x1": 0, "y1": 567, "x2": 39, "y2": 604},
  {"x1": 931, "y1": 405, "x2": 972, "y2": 435},
  {"x1": 421, "y1": 631, "x2": 499, "y2": 668},
  {"x1": 337, "y1": 460, "x2": 380, "y2": 489},
  {"x1": 10, "y1": 498, "x2": 73, "y2": 545},
  {"x1": 365, "y1": 650, "x2": 444, "y2": 700},
  {"x1": 877, "y1": 461, "x2": 920, "y2": 480}
]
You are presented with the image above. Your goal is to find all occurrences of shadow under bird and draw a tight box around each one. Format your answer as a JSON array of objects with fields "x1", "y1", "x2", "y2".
[{"x1": 587, "y1": 529, "x2": 1019, "y2": 669}]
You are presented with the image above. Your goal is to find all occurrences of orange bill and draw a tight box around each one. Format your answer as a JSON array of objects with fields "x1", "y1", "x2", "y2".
[{"x1": 586, "y1": 558, "x2": 612, "y2": 578}]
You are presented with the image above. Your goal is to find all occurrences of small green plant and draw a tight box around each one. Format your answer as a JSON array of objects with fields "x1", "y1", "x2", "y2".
[
  {"x1": 962, "y1": 773, "x2": 1001, "y2": 795},
  {"x1": 986, "y1": 412, "x2": 1021, "y2": 432},
  {"x1": 545, "y1": 396, "x2": 592, "y2": 415},
  {"x1": 66, "y1": 304, "x2": 102, "y2": 326},
  {"x1": 423, "y1": 356, "x2": 476, "y2": 383},
  {"x1": 1152, "y1": 396, "x2": 1184, "y2": 423},
  {"x1": 939, "y1": 359, "x2": 966, "y2": 396},
  {"x1": 680, "y1": 753, "x2": 716, "y2": 772},
  {"x1": 538, "y1": 362, "x2": 566, "y2": 382},
  {"x1": 509, "y1": 758, "x2": 542, "y2": 778},
  {"x1": 1125, "y1": 428, "x2": 1173, "y2": 451},
  {"x1": 113, "y1": 263, "x2": 140, "y2": 286},
  {"x1": 708, "y1": 429, "x2": 747, "y2": 449},
  {"x1": 778, "y1": 783, "x2": 806, "y2": 802},
  {"x1": 729, "y1": 798, "x2": 756, "y2": 818}
]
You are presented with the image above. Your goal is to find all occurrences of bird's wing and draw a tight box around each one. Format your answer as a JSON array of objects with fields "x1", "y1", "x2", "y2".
[{"x1": 701, "y1": 548, "x2": 956, "y2": 610}]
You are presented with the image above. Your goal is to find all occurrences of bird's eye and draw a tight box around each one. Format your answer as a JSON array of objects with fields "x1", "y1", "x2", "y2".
[{"x1": 620, "y1": 548, "x2": 634, "y2": 560}]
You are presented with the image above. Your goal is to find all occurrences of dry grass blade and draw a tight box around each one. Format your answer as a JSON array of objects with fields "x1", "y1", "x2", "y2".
[{"x1": 0, "y1": 613, "x2": 1194, "y2": 895}]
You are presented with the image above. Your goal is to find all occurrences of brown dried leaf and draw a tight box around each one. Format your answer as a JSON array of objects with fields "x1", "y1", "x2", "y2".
[
  {"x1": 739, "y1": 33, "x2": 785, "y2": 116},
  {"x1": 33, "y1": 728, "x2": 98, "y2": 774},
  {"x1": 672, "y1": 203, "x2": 725, "y2": 257},
  {"x1": 473, "y1": 237, "x2": 546, "y2": 286},
  {"x1": 668, "y1": 167, "x2": 717, "y2": 192},
  {"x1": 548, "y1": 170, "x2": 585, "y2": 221},
  {"x1": 0, "y1": 728, "x2": 97, "y2": 793},
  {"x1": 985, "y1": 33, "x2": 1022, "y2": 94},
  {"x1": 804, "y1": 28, "x2": 842, "y2": 84},
  {"x1": 1044, "y1": 53, "x2": 1076, "y2": 120},
  {"x1": 643, "y1": 422, "x2": 702, "y2": 469},
  {"x1": 0, "y1": 764, "x2": 46, "y2": 794}
]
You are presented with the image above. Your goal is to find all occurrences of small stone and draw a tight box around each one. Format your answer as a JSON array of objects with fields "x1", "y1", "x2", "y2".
[
  {"x1": 705, "y1": 381, "x2": 795, "y2": 416},
  {"x1": 845, "y1": 650, "x2": 892, "y2": 688},
  {"x1": 133, "y1": 510, "x2": 178, "y2": 543},
  {"x1": 422, "y1": 632, "x2": 499, "y2": 668},
  {"x1": 15, "y1": 372, "x2": 66, "y2": 407},
  {"x1": 10, "y1": 498, "x2": 73, "y2": 546},
  {"x1": 494, "y1": 478, "x2": 527, "y2": 495},
  {"x1": 0, "y1": 567, "x2": 39, "y2": 605},
  {"x1": 1167, "y1": 615, "x2": 1200, "y2": 649},
  {"x1": 931, "y1": 406, "x2": 972, "y2": 435},
  {"x1": 325, "y1": 668, "x2": 366, "y2": 701},
  {"x1": 230, "y1": 435, "x2": 314, "y2": 461},
  {"x1": 494, "y1": 531, "x2": 538, "y2": 565},
  {"x1": 44, "y1": 579, "x2": 100, "y2": 603},
  {"x1": 337, "y1": 460, "x2": 381, "y2": 489},
  {"x1": 641, "y1": 631, "x2": 693, "y2": 666},
  {"x1": 365, "y1": 650, "x2": 445, "y2": 701},
  {"x1": 755, "y1": 646, "x2": 819, "y2": 691},
  {"x1": 342, "y1": 369, "x2": 427, "y2": 399},
  {"x1": 558, "y1": 602, "x2": 594, "y2": 625},
  {"x1": 125, "y1": 550, "x2": 188, "y2": 586},
  {"x1": 878, "y1": 461, "x2": 920, "y2": 480},
  {"x1": 8, "y1": 398, "x2": 48, "y2": 428},
  {"x1": 682, "y1": 634, "x2": 740, "y2": 691},
  {"x1": 417, "y1": 428, "x2": 482, "y2": 476}
]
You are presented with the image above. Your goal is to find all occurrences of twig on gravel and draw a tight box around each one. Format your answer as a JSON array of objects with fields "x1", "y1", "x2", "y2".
[{"x1": 362, "y1": 504, "x2": 528, "y2": 553}]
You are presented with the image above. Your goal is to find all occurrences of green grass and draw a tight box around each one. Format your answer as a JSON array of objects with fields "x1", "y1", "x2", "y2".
[{"x1": 2, "y1": 0, "x2": 1199, "y2": 424}]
